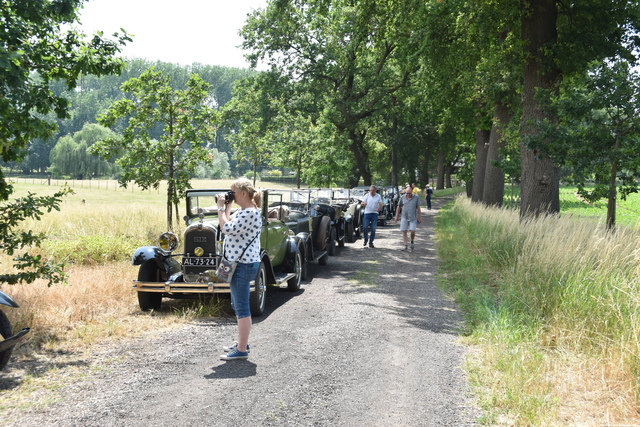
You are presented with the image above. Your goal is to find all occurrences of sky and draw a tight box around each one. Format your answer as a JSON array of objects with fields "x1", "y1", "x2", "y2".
[{"x1": 78, "y1": 0, "x2": 268, "y2": 69}]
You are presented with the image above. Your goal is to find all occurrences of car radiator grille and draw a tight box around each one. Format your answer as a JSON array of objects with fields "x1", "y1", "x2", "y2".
[{"x1": 183, "y1": 227, "x2": 218, "y2": 283}]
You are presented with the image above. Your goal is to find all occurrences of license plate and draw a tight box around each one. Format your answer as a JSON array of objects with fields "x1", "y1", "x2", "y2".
[{"x1": 181, "y1": 257, "x2": 217, "y2": 266}]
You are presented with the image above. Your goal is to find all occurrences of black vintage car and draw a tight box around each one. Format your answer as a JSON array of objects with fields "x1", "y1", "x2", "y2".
[
  {"x1": 131, "y1": 189, "x2": 312, "y2": 316},
  {"x1": 265, "y1": 188, "x2": 331, "y2": 264},
  {"x1": 309, "y1": 188, "x2": 346, "y2": 254}
]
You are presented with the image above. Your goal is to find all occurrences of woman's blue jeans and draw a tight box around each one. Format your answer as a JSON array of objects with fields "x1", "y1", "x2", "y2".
[{"x1": 229, "y1": 262, "x2": 260, "y2": 319}]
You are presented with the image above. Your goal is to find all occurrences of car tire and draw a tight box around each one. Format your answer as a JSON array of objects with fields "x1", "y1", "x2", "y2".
[
  {"x1": 345, "y1": 221, "x2": 354, "y2": 243},
  {"x1": 287, "y1": 248, "x2": 303, "y2": 291},
  {"x1": 250, "y1": 262, "x2": 267, "y2": 316},
  {"x1": 314, "y1": 216, "x2": 331, "y2": 251},
  {"x1": 0, "y1": 310, "x2": 14, "y2": 371},
  {"x1": 328, "y1": 227, "x2": 336, "y2": 256},
  {"x1": 137, "y1": 263, "x2": 163, "y2": 311}
]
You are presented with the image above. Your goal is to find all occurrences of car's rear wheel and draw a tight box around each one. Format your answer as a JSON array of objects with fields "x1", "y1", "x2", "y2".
[
  {"x1": 137, "y1": 263, "x2": 163, "y2": 311},
  {"x1": 250, "y1": 262, "x2": 267, "y2": 316},
  {"x1": 0, "y1": 310, "x2": 14, "y2": 371},
  {"x1": 287, "y1": 248, "x2": 303, "y2": 291}
]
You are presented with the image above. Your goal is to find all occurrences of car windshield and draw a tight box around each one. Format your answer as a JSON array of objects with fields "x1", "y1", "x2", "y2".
[
  {"x1": 309, "y1": 188, "x2": 333, "y2": 204},
  {"x1": 267, "y1": 189, "x2": 310, "y2": 210},
  {"x1": 186, "y1": 190, "x2": 241, "y2": 217}
]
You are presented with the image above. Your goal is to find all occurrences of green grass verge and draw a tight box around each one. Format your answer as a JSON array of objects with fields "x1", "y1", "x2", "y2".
[{"x1": 435, "y1": 196, "x2": 640, "y2": 425}]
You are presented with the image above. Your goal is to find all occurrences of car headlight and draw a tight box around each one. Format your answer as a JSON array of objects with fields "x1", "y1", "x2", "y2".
[{"x1": 159, "y1": 232, "x2": 179, "y2": 252}]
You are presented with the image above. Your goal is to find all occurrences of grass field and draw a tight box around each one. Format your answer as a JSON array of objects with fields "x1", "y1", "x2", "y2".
[{"x1": 436, "y1": 195, "x2": 640, "y2": 425}]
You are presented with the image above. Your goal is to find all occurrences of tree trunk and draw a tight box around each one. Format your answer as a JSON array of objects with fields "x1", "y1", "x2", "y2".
[
  {"x1": 436, "y1": 149, "x2": 445, "y2": 190},
  {"x1": 391, "y1": 141, "x2": 398, "y2": 188},
  {"x1": 166, "y1": 180, "x2": 174, "y2": 232},
  {"x1": 391, "y1": 115, "x2": 399, "y2": 188},
  {"x1": 421, "y1": 156, "x2": 429, "y2": 189},
  {"x1": 606, "y1": 134, "x2": 620, "y2": 230},
  {"x1": 519, "y1": 0, "x2": 561, "y2": 217},
  {"x1": 348, "y1": 129, "x2": 370, "y2": 186},
  {"x1": 483, "y1": 102, "x2": 513, "y2": 207},
  {"x1": 471, "y1": 129, "x2": 490, "y2": 202}
]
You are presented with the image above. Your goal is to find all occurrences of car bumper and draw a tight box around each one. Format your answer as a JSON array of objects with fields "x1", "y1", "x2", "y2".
[{"x1": 132, "y1": 280, "x2": 257, "y2": 294}]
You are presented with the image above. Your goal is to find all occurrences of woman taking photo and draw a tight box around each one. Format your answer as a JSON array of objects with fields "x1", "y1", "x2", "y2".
[{"x1": 216, "y1": 178, "x2": 262, "y2": 360}]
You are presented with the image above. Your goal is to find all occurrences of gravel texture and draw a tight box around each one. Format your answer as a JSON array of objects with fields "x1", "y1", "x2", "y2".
[{"x1": 2, "y1": 197, "x2": 480, "y2": 426}]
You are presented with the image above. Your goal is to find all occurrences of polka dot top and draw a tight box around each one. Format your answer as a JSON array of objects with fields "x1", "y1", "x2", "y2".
[{"x1": 221, "y1": 208, "x2": 262, "y2": 263}]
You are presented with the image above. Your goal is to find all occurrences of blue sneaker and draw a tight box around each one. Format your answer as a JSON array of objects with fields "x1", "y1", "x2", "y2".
[
  {"x1": 222, "y1": 343, "x2": 250, "y2": 353},
  {"x1": 220, "y1": 348, "x2": 249, "y2": 360}
]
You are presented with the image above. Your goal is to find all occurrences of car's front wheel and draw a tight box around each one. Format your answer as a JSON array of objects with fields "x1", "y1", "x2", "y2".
[
  {"x1": 137, "y1": 263, "x2": 163, "y2": 311},
  {"x1": 0, "y1": 310, "x2": 13, "y2": 371},
  {"x1": 287, "y1": 248, "x2": 303, "y2": 291},
  {"x1": 250, "y1": 262, "x2": 267, "y2": 316}
]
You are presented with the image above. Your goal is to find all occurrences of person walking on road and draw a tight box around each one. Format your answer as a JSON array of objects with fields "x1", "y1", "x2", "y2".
[
  {"x1": 426, "y1": 184, "x2": 433, "y2": 210},
  {"x1": 395, "y1": 186, "x2": 422, "y2": 251},
  {"x1": 361, "y1": 185, "x2": 383, "y2": 248}
]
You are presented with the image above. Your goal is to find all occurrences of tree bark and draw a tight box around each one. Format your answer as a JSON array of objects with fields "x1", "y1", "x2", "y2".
[
  {"x1": 471, "y1": 129, "x2": 490, "y2": 202},
  {"x1": 606, "y1": 134, "x2": 620, "y2": 230},
  {"x1": 436, "y1": 149, "x2": 445, "y2": 190},
  {"x1": 519, "y1": 0, "x2": 561, "y2": 217},
  {"x1": 483, "y1": 102, "x2": 513, "y2": 207}
]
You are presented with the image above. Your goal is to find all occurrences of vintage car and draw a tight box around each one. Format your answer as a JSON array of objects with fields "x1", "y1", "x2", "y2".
[
  {"x1": 265, "y1": 188, "x2": 331, "y2": 263},
  {"x1": 381, "y1": 186, "x2": 400, "y2": 222},
  {"x1": 0, "y1": 291, "x2": 30, "y2": 371},
  {"x1": 131, "y1": 189, "x2": 311, "y2": 316},
  {"x1": 321, "y1": 188, "x2": 362, "y2": 244},
  {"x1": 308, "y1": 188, "x2": 347, "y2": 254}
]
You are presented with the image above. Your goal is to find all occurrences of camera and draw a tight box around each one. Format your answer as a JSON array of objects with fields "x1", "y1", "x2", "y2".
[{"x1": 224, "y1": 191, "x2": 235, "y2": 204}]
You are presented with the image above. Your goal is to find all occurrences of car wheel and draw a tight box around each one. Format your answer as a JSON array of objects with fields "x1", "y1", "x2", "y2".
[
  {"x1": 250, "y1": 262, "x2": 267, "y2": 316},
  {"x1": 0, "y1": 310, "x2": 13, "y2": 371},
  {"x1": 345, "y1": 221, "x2": 354, "y2": 243},
  {"x1": 314, "y1": 215, "x2": 331, "y2": 251},
  {"x1": 137, "y1": 263, "x2": 163, "y2": 311},
  {"x1": 328, "y1": 227, "x2": 336, "y2": 256},
  {"x1": 287, "y1": 248, "x2": 303, "y2": 291}
]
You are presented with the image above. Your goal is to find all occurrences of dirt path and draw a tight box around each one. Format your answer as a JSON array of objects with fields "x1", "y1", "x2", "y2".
[{"x1": 2, "y1": 197, "x2": 480, "y2": 426}]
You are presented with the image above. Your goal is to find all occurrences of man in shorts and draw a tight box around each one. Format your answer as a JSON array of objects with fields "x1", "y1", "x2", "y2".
[{"x1": 395, "y1": 186, "x2": 422, "y2": 251}]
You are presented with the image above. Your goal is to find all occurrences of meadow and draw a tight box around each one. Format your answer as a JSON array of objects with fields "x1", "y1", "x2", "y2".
[
  {"x1": 3, "y1": 179, "x2": 638, "y2": 424},
  {"x1": 436, "y1": 193, "x2": 640, "y2": 425}
]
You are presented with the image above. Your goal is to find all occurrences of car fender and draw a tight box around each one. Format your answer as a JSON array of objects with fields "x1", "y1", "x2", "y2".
[
  {"x1": 260, "y1": 250, "x2": 277, "y2": 285},
  {"x1": 0, "y1": 291, "x2": 18, "y2": 308},
  {"x1": 294, "y1": 232, "x2": 311, "y2": 263},
  {"x1": 285, "y1": 235, "x2": 304, "y2": 269},
  {"x1": 132, "y1": 246, "x2": 181, "y2": 275},
  {"x1": 344, "y1": 213, "x2": 353, "y2": 223}
]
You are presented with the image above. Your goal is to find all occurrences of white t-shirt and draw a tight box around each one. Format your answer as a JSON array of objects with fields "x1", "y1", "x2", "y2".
[
  {"x1": 222, "y1": 208, "x2": 262, "y2": 263},
  {"x1": 363, "y1": 193, "x2": 382, "y2": 214}
]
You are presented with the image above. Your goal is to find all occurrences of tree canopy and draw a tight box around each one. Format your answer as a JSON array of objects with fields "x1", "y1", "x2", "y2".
[{"x1": 0, "y1": 0, "x2": 129, "y2": 285}]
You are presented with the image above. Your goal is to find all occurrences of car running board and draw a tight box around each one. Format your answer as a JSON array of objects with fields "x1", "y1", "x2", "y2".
[
  {"x1": 274, "y1": 272, "x2": 297, "y2": 287},
  {"x1": 0, "y1": 327, "x2": 30, "y2": 353}
]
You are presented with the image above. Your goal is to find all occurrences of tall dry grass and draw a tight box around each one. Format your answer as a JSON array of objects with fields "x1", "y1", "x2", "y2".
[
  {"x1": 1, "y1": 182, "x2": 232, "y2": 363},
  {"x1": 436, "y1": 196, "x2": 640, "y2": 426}
]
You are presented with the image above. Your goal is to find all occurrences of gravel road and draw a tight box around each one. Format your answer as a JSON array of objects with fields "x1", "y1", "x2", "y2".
[{"x1": 3, "y1": 197, "x2": 480, "y2": 426}]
